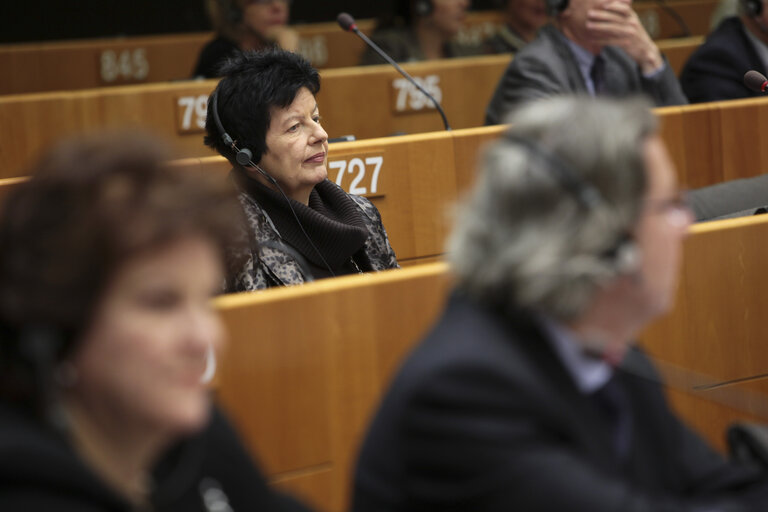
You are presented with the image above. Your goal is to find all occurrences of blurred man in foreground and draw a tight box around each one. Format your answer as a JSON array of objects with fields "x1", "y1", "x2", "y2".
[{"x1": 354, "y1": 97, "x2": 768, "y2": 511}]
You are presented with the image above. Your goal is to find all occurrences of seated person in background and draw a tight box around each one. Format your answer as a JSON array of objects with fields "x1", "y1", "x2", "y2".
[
  {"x1": 484, "y1": 0, "x2": 550, "y2": 54},
  {"x1": 204, "y1": 49, "x2": 399, "y2": 291},
  {"x1": 485, "y1": 0, "x2": 687, "y2": 124},
  {"x1": 0, "y1": 133, "x2": 311, "y2": 511},
  {"x1": 359, "y1": 0, "x2": 484, "y2": 65},
  {"x1": 193, "y1": 0, "x2": 298, "y2": 78},
  {"x1": 354, "y1": 96, "x2": 768, "y2": 511},
  {"x1": 680, "y1": 0, "x2": 768, "y2": 103}
]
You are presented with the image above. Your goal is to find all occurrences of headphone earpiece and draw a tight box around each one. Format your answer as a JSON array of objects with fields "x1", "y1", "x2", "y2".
[
  {"x1": 210, "y1": 88, "x2": 258, "y2": 169},
  {"x1": 414, "y1": 0, "x2": 434, "y2": 17},
  {"x1": 606, "y1": 238, "x2": 640, "y2": 274},
  {"x1": 744, "y1": 0, "x2": 763, "y2": 17},
  {"x1": 235, "y1": 147, "x2": 253, "y2": 166},
  {"x1": 545, "y1": 0, "x2": 569, "y2": 15}
]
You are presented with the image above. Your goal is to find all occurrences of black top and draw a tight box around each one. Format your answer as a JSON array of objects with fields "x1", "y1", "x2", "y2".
[
  {"x1": 234, "y1": 172, "x2": 372, "y2": 280},
  {"x1": 353, "y1": 292, "x2": 768, "y2": 511},
  {"x1": 0, "y1": 403, "x2": 312, "y2": 512},
  {"x1": 680, "y1": 17, "x2": 767, "y2": 103},
  {"x1": 192, "y1": 37, "x2": 242, "y2": 78}
]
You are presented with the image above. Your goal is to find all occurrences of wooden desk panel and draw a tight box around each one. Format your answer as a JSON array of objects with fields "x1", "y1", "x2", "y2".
[
  {"x1": 0, "y1": 19, "x2": 377, "y2": 96},
  {"x1": 0, "y1": 55, "x2": 510, "y2": 179},
  {"x1": 212, "y1": 215, "x2": 768, "y2": 510},
  {"x1": 657, "y1": 36, "x2": 704, "y2": 76},
  {"x1": 214, "y1": 263, "x2": 452, "y2": 511},
  {"x1": 715, "y1": 97, "x2": 768, "y2": 181},
  {"x1": 635, "y1": 0, "x2": 718, "y2": 39},
  {"x1": 317, "y1": 54, "x2": 510, "y2": 139},
  {"x1": 640, "y1": 215, "x2": 768, "y2": 452}
]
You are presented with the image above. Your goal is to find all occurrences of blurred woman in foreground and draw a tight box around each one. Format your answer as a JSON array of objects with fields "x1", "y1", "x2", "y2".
[{"x1": 0, "y1": 133, "x2": 310, "y2": 511}]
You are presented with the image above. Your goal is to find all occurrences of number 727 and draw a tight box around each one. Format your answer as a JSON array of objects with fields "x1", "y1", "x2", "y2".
[{"x1": 329, "y1": 156, "x2": 384, "y2": 195}]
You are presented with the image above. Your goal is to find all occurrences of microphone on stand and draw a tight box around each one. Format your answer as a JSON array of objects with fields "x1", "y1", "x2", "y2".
[
  {"x1": 337, "y1": 12, "x2": 452, "y2": 131},
  {"x1": 744, "y1": 70, "x2": 768, "y2": 93}
]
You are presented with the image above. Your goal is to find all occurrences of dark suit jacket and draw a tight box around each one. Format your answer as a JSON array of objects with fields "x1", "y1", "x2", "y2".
[
  {"x1": 485, "y1": 24, "x2": 687, "y2": 125},
  {"x1": 680, "y1": 17, "x2": 766, "y2": 104},
  {"x1": 353, "y1": 293, "x2": 768, "y2": 511}
]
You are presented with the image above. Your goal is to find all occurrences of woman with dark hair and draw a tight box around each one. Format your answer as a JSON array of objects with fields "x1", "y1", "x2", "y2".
[
  {"x1": 204, "y1": 49, "x2": 399, "y2": 291},
  {"x1": 193, "y1": 0, "x2": 298, "y2": 78},
  {"x1": 359, "y1": 0, "x2": 483, "y2": 65},
  {"x1": 0, "y1": 132, "x2": 311, "y2": 511}
]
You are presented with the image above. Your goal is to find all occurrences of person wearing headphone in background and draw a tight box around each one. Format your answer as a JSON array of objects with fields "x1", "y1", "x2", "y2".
[
  {"x1": 353, "y1": 96, "x2": 768, "y2": 511},
  {"x1": 204, "y1": 49, "x2": 399, "y2": 291},
  {"x1": 484, "y1": 0, "x2": 686, "y2": 125},
  {"x1": 0, "y1": 132, "x2": 312, "y2": 511},
  {"x1": 680, "y1": 0, "x2": 768, "y2": 103},
  {"x1": 483, "y1": 0, "x2": 550, "y2": 54},
  {"x1": 359, "y1": 0, "x2": 484, "y2": 65},
  {"x1": 193, "y1": 0, "x2": 298, "y2": 78}
]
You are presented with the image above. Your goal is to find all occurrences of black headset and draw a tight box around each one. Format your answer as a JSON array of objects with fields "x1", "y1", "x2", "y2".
[
  {"x1": 414, "y1": 0, "x2": 434, "y2": 17},
  {"x1": 210, "y1": 89, "x2": 257, "y2": 168},
  {"x1": 743, "y1": 0, "x2": 763, "y2": 17},
  {"x1": 545, "y1": 0, "x2": 569, "y2": 15},
  {"x1": 503, "y1": 133, "x2": 638, "y2": 273}
]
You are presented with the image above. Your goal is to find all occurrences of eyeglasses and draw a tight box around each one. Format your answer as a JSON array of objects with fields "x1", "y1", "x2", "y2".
[{"x1": 644, "y1": 189, "x2": 691, "y2": 226}]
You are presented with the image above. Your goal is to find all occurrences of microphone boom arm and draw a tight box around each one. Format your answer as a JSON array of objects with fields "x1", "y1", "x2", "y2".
[{"x1": 348, "y1": 24, "x2": 452, "y2": 131}]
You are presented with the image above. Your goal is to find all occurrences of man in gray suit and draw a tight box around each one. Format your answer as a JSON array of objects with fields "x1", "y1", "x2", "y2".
[{"x1": 485, "y1": 0, "x2": 687, "y2": 124}]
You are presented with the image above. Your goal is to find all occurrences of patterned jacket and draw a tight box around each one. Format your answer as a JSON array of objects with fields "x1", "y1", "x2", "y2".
[{"x1": 226, "y1": 179, "x2": 399, "y2": 291}]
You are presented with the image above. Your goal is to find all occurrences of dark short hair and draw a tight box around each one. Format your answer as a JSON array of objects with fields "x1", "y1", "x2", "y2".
[
  {"x1": 0, "y1": 131, "x2": 242, "y2": 414},
  {"x1": 204, "y1": 49, "x2": 321, "y2": 166}
]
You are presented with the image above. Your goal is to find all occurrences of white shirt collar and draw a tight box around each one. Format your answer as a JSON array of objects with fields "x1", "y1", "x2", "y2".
[{"x1": 538, "y1": 315, "x2": 613, "y2": 394}]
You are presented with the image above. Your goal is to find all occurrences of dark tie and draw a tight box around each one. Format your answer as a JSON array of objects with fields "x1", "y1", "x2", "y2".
[
  {"x1": 592, "y1": 374, "x2": 633, "y2": 460},
  {"x1": 590, "y1": 55, "x2": 606, "y2": 95}
]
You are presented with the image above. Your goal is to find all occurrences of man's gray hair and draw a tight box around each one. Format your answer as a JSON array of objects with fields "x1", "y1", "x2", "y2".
[{"x1": 448, "y1": 96, "x2": 657, "y2": 321}]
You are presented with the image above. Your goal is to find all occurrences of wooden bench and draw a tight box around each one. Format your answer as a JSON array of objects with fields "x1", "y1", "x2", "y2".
[
  {"x1": 212, "y1": 214, "x2": 768, "y2": 511},
  {"x1": 658, "y1": 35, "x2": 704, "y2": 76},
  {"x1": 4, "y1": 97, "x2": 768, "y2": 264},
  {"x1": 0, "y1": 45, "x2": 731, "y2": 181},
  {"x1": 0, "y1": 54, "x2": 511, "y2": 178},
  {"x1": 0, "y1": 19, "x2": 377, "y2": 95},
  {"x1": 0, "y1": 0, "x2": 714, "y2": 95}
]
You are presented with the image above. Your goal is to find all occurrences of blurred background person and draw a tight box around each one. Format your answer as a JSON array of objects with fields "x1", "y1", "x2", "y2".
[
  {"x1": 204, "y1": 49, "x2": 399, "y2": 290},
  {"x1": 485, "y1": 0, "x2": 686, "y2": 124},
  {"x1": 680, "y1": 0, "x2": 768, "y2": 103},
  {"x1": 484, "y1": 0, "x2": 550, "y2": 54},
  {"x1": 193, "y1": 0, "x2": 298, "y2": 78},
  {"x1": 0, "y1": 132, "x2": 311, "y2": 512},
  {"x1": 353, "y1": 96, "x2": 768, "y2": 510},
  {"x1": 359, "y1": 0, "x2": 484, "y2": 65}
]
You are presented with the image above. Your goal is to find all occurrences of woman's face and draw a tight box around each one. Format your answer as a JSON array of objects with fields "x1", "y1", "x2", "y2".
[
  {"x1": 429, "y1": 0, "x2": 471, "y2": 37},
  {"x1": 242, "y1": 0, "x2": 290, "y2": 39},
  {"x1": 69, "y1": 236, "x2": 225, "y2": 438},
  {"x1": 258, "y1": 87, "x2": 329, "y2": 202}
]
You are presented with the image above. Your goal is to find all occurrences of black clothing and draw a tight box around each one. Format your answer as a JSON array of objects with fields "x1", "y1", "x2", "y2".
[
  {"x1": 233, "y1": 172, "x2": 371, "y2": 280},
  {"x1": 353, "y1": 293, "x2": 768, "y2": 511},
  {"x1": 680, "y1": 17, "x2": 767, "y2": 103},
  {"x1": 192, "y1": 37, "x2": 241, "y2": 79},
  {"x1": 0, "y1": 403, "x2": 311, "y2": 512}
]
